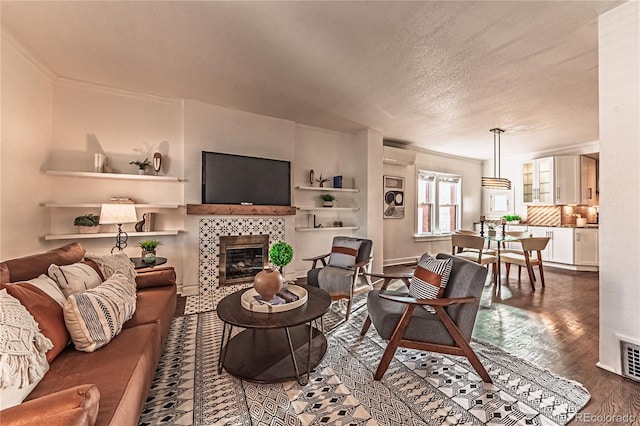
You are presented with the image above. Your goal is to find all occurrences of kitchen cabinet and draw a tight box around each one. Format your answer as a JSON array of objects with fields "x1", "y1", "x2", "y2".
[
  {"x1": 482, "y1": 188, "x2": 513, "y2": 218},
  {"x1": 523, "y1": 157, "x2": 554, "y2": 204},
  {"x1": 581, "y1": 156, "x2": 598, "y2": 206},
  {"x1": 523, "y1": 156, "x2": 580, "y2": 205},
  {"x1": 529, "y1": 226, "x2": 573, "y2": 263},
  {"x1": 554, "y1": 156, "x2": 581, "y2": 205},
  {"x1": 574, "y1": 228, "x2": 598, "y2": 266}
]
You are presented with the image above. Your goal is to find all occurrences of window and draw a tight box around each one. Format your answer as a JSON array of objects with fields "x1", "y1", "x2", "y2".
[{"x1": 417, "y1": 171, "x2": 461, "y2": 235}]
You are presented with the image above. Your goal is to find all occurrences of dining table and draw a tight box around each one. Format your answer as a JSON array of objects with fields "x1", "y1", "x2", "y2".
[{"x1": 483, "y1": 234, "x2": 522, "y2": 296}]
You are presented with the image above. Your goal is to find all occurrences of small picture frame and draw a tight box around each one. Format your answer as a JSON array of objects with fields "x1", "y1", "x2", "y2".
[{"x1": 383, "y1": 176, "x2": 405, "y2": 219}]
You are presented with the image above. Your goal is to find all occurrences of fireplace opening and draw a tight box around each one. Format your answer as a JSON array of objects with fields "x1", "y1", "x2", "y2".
[{"x1": 219, "y1": 235, "x2": 269, "y2": 286}]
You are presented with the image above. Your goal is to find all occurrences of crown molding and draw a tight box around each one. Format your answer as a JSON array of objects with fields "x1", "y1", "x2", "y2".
[
  {"x1": 54, "y1": 78, "x2": 183, "y2": 106},
  {"x1": 503, "y1": 140, "x2": 600, "y2": 161},
  {"x1": 1, "y1": 29, "x2": 56, "y2": 80},
  {"x1": 384, "y1": 140, "x2": 483, "y2": 164}
]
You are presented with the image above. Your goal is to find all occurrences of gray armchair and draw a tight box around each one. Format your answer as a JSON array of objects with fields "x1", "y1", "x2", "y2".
[
  {"x1": 361, "y1": 253, "x2": 492, "y2": 383},
  {"x1": 305, "y1": 236, "x2": 373, "y2": 320}
]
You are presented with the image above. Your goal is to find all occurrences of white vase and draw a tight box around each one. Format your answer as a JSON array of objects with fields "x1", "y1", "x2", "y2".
[
  {"x1": 78, "y1": 225, "x2": 100, "y2": 234},
  {"x1": 138, "y1": 170, "x2": 146, "y2": 175}
]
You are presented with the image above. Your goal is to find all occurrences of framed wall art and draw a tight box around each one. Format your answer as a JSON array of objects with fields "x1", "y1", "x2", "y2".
[{"x1": 383, "y1": 175, "x2": 405, "y2": 219}]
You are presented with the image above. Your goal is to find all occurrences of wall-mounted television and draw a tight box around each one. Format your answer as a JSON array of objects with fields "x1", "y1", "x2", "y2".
[{"x1": 202, "y1": 151, "x2": 291, "y2": 206}]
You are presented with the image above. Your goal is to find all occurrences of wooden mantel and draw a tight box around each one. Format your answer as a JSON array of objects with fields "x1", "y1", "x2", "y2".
[{"x1": 186, "y1": 204, "x2": 297, "y2": 216}]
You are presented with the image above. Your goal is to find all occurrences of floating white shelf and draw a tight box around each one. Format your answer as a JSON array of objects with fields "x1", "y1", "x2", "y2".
[
  {"x1": 297, "y1": 206, "x2": 359, "y2": 212},
  {"x1": 43, "y1": 202, "x2": 181, "y2": 209},
  {"x1": 295, "y1": 226, "x2": 359, "y2": 232},
  {"x1": 44, "y1": 230, "x2": 180, "y2": 241},
  {"x1": 295, "y1": 186, "x2": 359, "y2": 193},
  {"x1": 46, "y1": 170, "x2": 181, "y2": 182}
]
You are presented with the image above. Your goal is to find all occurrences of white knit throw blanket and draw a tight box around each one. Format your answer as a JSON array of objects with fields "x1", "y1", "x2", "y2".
[{"x1": 0, "y1": 289, "x2": 52, "y2": 389}]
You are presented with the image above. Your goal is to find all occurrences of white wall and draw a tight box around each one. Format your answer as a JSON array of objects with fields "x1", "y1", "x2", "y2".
[
  {"x1": 383, "y1": 148, "x2": 483, "y2": 264},
  {"x1": 0, "y1": 35, "x2": 54, "y2": 259},
  {"x1": 597, "y1": 1, "x2": 640, "y2": 375}
]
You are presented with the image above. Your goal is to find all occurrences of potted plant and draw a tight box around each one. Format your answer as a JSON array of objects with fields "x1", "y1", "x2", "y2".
[
  {"x1": 74, "y1": 214, "x2": 100, "y2": 234},
  {"x1": 138, "y1": 239, "x2": 161, "y2": 263},
  {"x1": 320, "y1": 193, "x2": 336, "y2": 207},
  {"x1": 130, "y1": 158, "x2": 151, "y2": 175},
  {"x1": 269, "y1": 241, "x2": 293, "y2": 274},
  {"x1": 503, "y1": 214, "x2": 521, "y2": 224}
]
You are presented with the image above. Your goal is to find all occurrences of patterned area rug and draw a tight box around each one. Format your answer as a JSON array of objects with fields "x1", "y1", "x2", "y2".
[{"x1": 140, "y1": 308, "x2": 590, "y2": 425}]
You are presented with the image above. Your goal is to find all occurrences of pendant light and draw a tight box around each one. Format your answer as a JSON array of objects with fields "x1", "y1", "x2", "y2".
[{"x1": 481, "y1": 128, "x2": 511, "y2": 190}]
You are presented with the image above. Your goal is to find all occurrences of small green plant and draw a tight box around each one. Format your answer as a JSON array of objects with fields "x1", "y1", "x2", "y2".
[
  {"x1": 138, "y1": 239, "x2": 161, "y2": 251},
  {"x1": 502, "y1": 215, "x2": 521, "y2": 222},
  {"x1": 130, "y1": 158, "x2": 151, "y2": 170},
  {"x1": 320, "y1": 194, "x2": 336, "y2": 202},
  {"x1": 74, "y1": 214, "x2": 100, "y2": 227},
  {"x1": 269, "y1": 241, "x2": 293, "y2": 269}
]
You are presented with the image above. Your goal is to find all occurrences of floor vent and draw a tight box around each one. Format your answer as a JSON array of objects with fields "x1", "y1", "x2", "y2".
[{"x1": 621, "y1": 340, "x2": 640, "y2": 382}]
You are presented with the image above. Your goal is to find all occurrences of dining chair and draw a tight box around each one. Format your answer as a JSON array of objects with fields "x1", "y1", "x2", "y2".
[
  {"x1": 455, "y1": 230, "x2": 495, "y2": 255},
  {"x1": 501, "y1": 231, "x2": 532, "y2": 254},
  {"x1": 451, "y1": 234, "x2": 497, "y2": 282},
  {"x1": 500, "y1": 237, "x2": 550, "y2": 290}
]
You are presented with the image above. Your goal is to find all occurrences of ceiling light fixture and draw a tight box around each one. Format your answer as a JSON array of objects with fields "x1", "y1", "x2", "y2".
[{"x1": 481, "y1": 128, "x2": 511, "y2": 190}]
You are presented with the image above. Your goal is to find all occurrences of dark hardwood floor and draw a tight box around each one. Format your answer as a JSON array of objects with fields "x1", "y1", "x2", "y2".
[{"x1": 175, "y1": 265, "x2": 640, "y2": 425}]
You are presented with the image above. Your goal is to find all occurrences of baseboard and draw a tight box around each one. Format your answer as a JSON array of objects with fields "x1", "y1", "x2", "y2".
[
  {"x1": 596, "y1": 361, "x2": 619, "y2": 375},
  {"x1": 544, "y1": 262, "x2": 599, "y2": 272},
  {"x1": 383, "y1": 257, "x2": 419, "y2": 267}
]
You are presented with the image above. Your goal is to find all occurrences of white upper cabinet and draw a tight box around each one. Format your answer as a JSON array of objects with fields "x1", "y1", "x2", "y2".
[
  {"x1": 554, "y1": 155, "x2": 581, "y2": 205},
  {"x1": 522, "y1": 156, "x2": 580, "y2": 205},
  {"x1": 523, "y1": 156, "x2": 554, "y2": 204},
  {"x1": 581, "y1": 156, "x2": 598, "y2": 206}
]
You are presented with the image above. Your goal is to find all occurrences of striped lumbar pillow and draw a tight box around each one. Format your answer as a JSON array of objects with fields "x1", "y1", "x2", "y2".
[
  {"x1": 63, "y1": 273, "x2": 136, "y2": 352},
  {"x1": 327, "y1": 237, "x2": 363, "y2": 268},
  {"x1": 408, "y1": 255, "x2": 453, "y2": 313}
]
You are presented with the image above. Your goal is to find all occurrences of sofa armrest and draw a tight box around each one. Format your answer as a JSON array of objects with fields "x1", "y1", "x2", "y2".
[
  {"x1": 135, "y1": 266, "x2": 176, "y2": 290},
  {"x1": 1, "y1": 384, "x2": 100, "y2": 426}
]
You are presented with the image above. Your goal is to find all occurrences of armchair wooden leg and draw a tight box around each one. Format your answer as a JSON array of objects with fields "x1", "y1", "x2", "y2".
[
  {"x1": 374, "y1": 305, "x2": 416, "y2": 381},
  {"x1": 345, "y1": 297, "x2": 354, "y2": 321},
  {"x1": 360, "y1": 316, "x2": 372, "y2": 335},
  {"x1": 434, "y1": 306, "x2": 492, "y2": 383}
]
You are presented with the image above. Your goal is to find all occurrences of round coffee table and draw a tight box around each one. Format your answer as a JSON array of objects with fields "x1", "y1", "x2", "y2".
[{"x1": 217, "y1": 284, "x2": 331, "y2": 385}]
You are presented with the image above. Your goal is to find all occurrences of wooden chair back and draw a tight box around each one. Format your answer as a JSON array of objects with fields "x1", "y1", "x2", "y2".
[{"x1": 520, "y1": 237, "x2": 550, "y2": 254}]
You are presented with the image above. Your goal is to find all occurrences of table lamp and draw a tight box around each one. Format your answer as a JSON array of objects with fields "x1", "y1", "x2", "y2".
[{"x1": 99, "y1": 203, "x2": 138, "y2": 253}]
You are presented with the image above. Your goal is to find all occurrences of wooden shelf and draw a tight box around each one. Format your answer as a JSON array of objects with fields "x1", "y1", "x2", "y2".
[
  {"x1": 44, "y1": 230, "x2": 180, "y2": 241},
  {"x1": 295, "y1": 226, "x2": 359, "y2": 232},
  {"x1": 186, "y1": 204, "x2": 297, "y2": 216},
  {"x1": 46, "y1": 170, "x2": 181, "y2": 182},
  {"x1": 297, "y1": 206, "x2": 359, "y2": 212},
  {"x1": 295, "y1": 186, "x2": 359, "y2": 193},
  {"x1": 43, "y1": 202, "x2": 181, "y2": 208}
]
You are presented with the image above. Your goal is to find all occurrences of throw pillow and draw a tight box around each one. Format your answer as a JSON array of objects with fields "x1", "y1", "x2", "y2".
[
  {"x1": 48, "y1": 263, "x2": 103, "y2": 298},
  {"x1": 1, "y1": 282, "x2": 70, "y2": 363},
  {"x1": 327, "y1": 237, "x2": 362, "y2": 269},
  {"x1": 0, "y1": 289, "x2": 53, "y2": 409},
  {"x1": 63, "y1": 273, "x2": 136, "y2": 352},
  {"x1": 84, "y1": 252, "x2": 136, "y2": 285},
  {"x1": 0, "y1": 263, "x2": 9, "y2": 283},
  {"x1": 25, "y1": 274, "x2": 67, "y2": 306},
  {"x1": 408, "y1": 255, "x2": 453, "y2": 313}
]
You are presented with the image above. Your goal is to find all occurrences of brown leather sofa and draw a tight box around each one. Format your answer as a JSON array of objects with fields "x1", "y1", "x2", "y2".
[{"x1": 0, "y1": 243, "x2": 177, "y2": 426}]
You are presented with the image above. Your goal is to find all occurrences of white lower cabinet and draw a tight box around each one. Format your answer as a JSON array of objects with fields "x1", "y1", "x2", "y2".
[
  {"x1": 574, "y1": 228, "x2": 599, "y2": 266},
  {"x1": 529, "y1": 226, "x2": 573, "y2": 263}
]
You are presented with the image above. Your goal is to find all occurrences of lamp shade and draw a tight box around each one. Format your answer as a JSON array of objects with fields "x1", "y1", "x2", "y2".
[{"x1": 99, "y1": 203, "x2": 137, "y2": 225}]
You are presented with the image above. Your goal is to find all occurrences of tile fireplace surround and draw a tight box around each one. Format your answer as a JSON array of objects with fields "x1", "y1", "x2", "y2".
[{"x1": 185, "y1": 217, "x2": 285, "y2": 313}]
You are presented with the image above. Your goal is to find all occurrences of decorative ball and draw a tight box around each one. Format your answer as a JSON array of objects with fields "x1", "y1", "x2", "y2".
[
  {"x1": 253, "y1": 267, "x2": 284, "y2": 301},
  {"x1": 143, "y1": 253, "x2": 156, "y2": 263}
]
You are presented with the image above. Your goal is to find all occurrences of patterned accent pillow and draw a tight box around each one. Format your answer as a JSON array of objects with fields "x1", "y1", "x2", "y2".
[
  {"x1": 48, "y1": 263, "x2": 103, "y2": 298},
  {"x1": 63, "y1": 273, "x2": 137, "y2": 352},
  {"x1": 327, "y1": 237, "x2": 363, "y2": 269},
  {"x1": 84, "y1": 252, "x2": 136, "y2": 286},
  {"x1": 408, "y1": 255, "x2": 453, "y2": 313},
  {"x1": 0, "y1": 289, "x2": 53, "y2": 409}
]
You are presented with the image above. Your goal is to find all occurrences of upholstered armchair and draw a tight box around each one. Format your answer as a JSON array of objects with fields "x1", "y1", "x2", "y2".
[
  {"x1": 305, "y1": 236, "x2": 373, "y2": 320},
  {"x1": 361, "y1": 253, "x2": 492, "y2": 383}
]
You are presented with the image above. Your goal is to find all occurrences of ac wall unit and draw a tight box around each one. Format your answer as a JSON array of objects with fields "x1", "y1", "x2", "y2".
[{"x1": 382, "y1": 146, "x2": 416, "y2": 167}]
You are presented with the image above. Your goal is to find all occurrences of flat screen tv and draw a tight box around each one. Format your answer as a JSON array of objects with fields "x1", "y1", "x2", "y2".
[{"x1": 202, "y1": 151, "x2": 291, "y2": 206}]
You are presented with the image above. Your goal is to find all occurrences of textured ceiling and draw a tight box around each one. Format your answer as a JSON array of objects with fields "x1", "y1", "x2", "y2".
[{"x1": 0, "y1": 1, "x2": 622, "y2": 159}]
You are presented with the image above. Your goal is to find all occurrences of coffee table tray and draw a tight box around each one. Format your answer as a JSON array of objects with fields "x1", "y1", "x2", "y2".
[{"x1": 241, "y1": 285, "x2": 308, "y2": 313}]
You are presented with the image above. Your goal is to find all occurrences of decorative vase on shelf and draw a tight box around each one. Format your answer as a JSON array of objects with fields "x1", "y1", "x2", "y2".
[
  {"x1": 138, "y1": 169, "x2": 146, "y2": 175},
  {"x1": 78, "y1": 225, "x2": 100, "y2": 234},
  {"x1": 323, "y1": 201, "x2": 334, "y2": 207},
  {"x1": 253, "y1": 267, "x2": 284, "y2": 301},
  {"x1": 142, "y1": 250, "x2": 156, "y2": 263}
]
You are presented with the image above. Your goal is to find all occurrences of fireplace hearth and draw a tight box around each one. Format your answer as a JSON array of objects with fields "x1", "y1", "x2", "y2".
[{"x1": 219, "y1": 235, "x2": 269, "y2": 286}]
